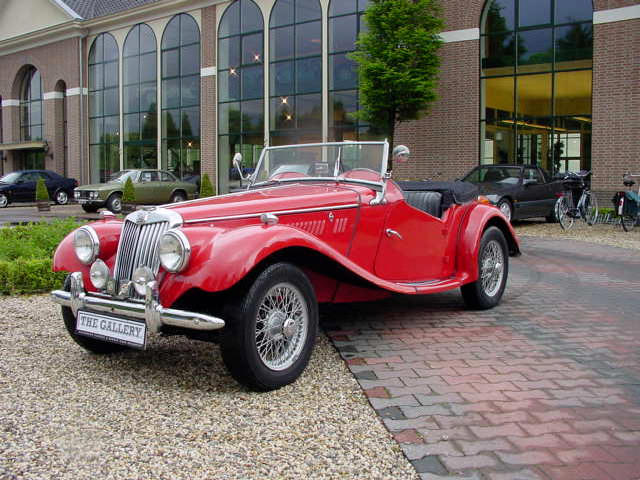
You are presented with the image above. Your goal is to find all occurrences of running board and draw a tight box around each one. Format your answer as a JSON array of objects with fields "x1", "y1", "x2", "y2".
[{"x1": 395, "y1": 274, "x2": 470, "y2": 294}]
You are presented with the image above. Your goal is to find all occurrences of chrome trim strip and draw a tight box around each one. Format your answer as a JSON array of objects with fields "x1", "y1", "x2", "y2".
[
  {"x1": 183, "y1": 203, "x2": 359, "y2": 224},
  {"x1": 51, "y1": 273, "x2": 225, "y2": 334}
]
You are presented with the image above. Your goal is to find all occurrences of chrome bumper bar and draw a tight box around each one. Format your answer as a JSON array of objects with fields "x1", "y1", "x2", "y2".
[{"x1": 51, "y1": 272, "x2": 225, "y2": 334}]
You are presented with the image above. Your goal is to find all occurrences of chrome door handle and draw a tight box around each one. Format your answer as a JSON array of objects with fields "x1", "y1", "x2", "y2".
[{"x1": 385, "y1": 228, "x2": 403, "y2": 240}]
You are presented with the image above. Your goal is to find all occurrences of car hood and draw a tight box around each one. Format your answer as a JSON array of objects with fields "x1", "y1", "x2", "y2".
[
  {"x1": 76, "y1": 182, "x2": 118, "y2": 191},
  {"x1": 168, "y1": 183, "x2": 361, "y2": 223}
]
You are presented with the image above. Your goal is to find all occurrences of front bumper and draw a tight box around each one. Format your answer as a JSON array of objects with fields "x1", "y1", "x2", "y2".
[
  {"x1": 51, "y1": 272, "x2": 225, "y2": 334},
  {"x1": 77, "y1": 199, "x2": 106, "y2": 207}
]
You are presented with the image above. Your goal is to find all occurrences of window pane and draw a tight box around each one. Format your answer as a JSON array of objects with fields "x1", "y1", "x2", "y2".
[
  {"x1": 296, "y1": 93, "x2": 321, "y2": 130},
  {"x1": 517, "y1": 28, "x2": 552, "y2": 71},
  {"x1": 242, "y1": 99, "x2": 264, "y2": 132},
  {"x1": 555, "y1": 24, "x2": 592, "y2": 66},
  {"x1": 271, "y1": 0, "x2": 294, "y2": 27},
  {"x1": 517, "y1": 73, "x2": 551, "y2": 118},
  {"x1": 181, "y1": 75, "x2": 200, "y2": 107},
  {"x1": 296, "y1": 0, "x2": 321, "y2": 23},
  {"x1": 181, "y1": 44, "x2": 200, "y2": 75},
  {"x1": 103, "y1": 35, "x2": 119, "y2": 61},
  {"x1": 556, "y1": 0, "x2": 592, "y2": 24},
  {"x1": 330, "y1": 0, "x2": 357, "y2": 17},
  {"x1": 219, "y1": 70, "x2": 241, "y2": 101},
  {"x1": 140, "y1": 83, "x2": 157, "y2": 112},
  {"x1": 296, "y1": 20, "x2": 321, "y2": 57},
  {"x1": 180, "y1": 15, "x2": 199, "y2": 45},
  {"x1": 483, "y1": 76, "x2": 514, "y2": 121},
  {"x1": 482, "y1": 33, "x2": 516, "y2": 75},
  {"x1": 242, "y1": 1, "x2": 263, "y2": 33},
  {"x1": 330, "y1": 91, "x2": 357, "y2": 128},
  {"x1": 162, "y1": 49, "x2": 180, "y2": 78},
  {"x1": 162, "y1": 78, "x2": 180, "y2": 108},
  {"x1": 140, "y1": 26, "x2": 156, "y2": 53},
  {"x1": 30, "y1": 102, "x2": 41, "y2": 125},
  {"x1": 519, "y1": 0, "x2": 550, "y2": 27},
  {"x1": 141, "y1": 112, "x2": 157, "y2": 140},
  {"x1": 271, "y1": 97, "x2": 295, "y2": 130},
  {"x1": 270, "y1": 26, "x2": 294, "y2": 61},
  {"x1": 271, "y1": 61, "x2": 294, "y2": 96},
  {"x1": 104, "y1": 115, "x2": 119, "y2": 139},
  {"x1": 104, "y1": 88, "x2": 119, "y2": 116},
  {"x1": 124, "y1": 57, "x2": 139, "y2": 85},
  {"x1": 163, "y1": 109, "x2": 180, "y2": 138},
  {"x1": 182, "y1": 107, "x2": 200, "y2": 138},
  {"x1": 219, "y1": 37, "x2": 241, "y2": 69},
  {"x1": 482, "y1": 120, "x2": 515, "y2": 164},
  {"x1": 330, "y1": 53, "x2": 358, "y2": 90},
  {"x1": 242, "y1": 33, "x2": 263, "y2": 64},
  {"x1": 242, "y1": 65, "x2": 264, "y2": 99},
  {"x1": 330, "y1": 15, "x2": 357, "y2": 53},
  {"x1": 89, "y1": 91, "x2": 103, "y2": 118},
  {"x1": 219, "y1": 102, "x2": 240, "y2": 135},
  {"x1": 89, "y1": 64, "x2": 103, "y2": 90},
  {"x1": 90, "y1": 36, "x2": 103, "y2": 63},
  {"x1": 219, "y1": 2, "x2": 240, "y2": 37},
  {"x1": 124, "y1": 85, "x2": 140, "y2": 113},
  {"x1": 124, "y1": 28, "x2": 140, "y2": 56},
  {"x1": 104, "y1": 62, "x2": 118, "y2": 88},
  {"x1": 124, "y1": 113, "x2": 140, "y2": 139},
  {"x1": 296, "y1": 57, "x2": 322, "y2": 93},
  {"x1": 163, "y1": 18, "x2": 180, "y2": 49},
  {"x1": 555, "y1": 70, "x2": 592, "y2": 116},
  {"x1": 140, "y1": 53, "x2": 156, "y2": 82}
]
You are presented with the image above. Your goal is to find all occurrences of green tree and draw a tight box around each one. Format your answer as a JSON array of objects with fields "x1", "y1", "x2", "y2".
[
  {"x1": 350, "y1": 0, "x2": 444, "y2": 168},
  {"x1": 200, "y1": 173, "x2": 215, "y2": 198},
  {"x1": 35, "y1": 177, "x2": 49, "y2": 202},
  {"x1": 122, "y1": 177, "x2": 136, "y2": 204}
]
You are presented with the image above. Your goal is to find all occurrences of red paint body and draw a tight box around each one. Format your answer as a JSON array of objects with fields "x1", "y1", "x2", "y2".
[{"x1": 53, "y1": 172, "x2": 519, "y2": 308}]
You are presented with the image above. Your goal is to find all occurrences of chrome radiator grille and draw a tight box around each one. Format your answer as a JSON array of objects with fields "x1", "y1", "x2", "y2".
[{"x1": 114, "y1": 218, "x2": 169, "y2": 283}]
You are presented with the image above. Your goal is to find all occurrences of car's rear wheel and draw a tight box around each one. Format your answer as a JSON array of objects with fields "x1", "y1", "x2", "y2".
[
  {"x1": 60, "y1": 276, "x2": 128, "y2": 354},
  {"x1": 170, "y1": 191, "x2": 187, "y2": 203},
  {"x1": 497, "y1": 199, "x2": 513, "y2": 222},
  {"x1": 221, "y1": 263, "x2": 318, "y2": 391},
  {"x1": 461, "y1": 227, "x2": 509, "y2": 310},
  {"x1": 54, "y1": 189, "x2": 69, "y2": 205},
  {"x1": 81, "y1": 204, "x2": 100, "y2": 213},
  {"x1": 0, "y1": 193, "x2": 8, "y2": 208},
  {"x1": 106, "y1": 193, "x2": 122, "y2": 213}
]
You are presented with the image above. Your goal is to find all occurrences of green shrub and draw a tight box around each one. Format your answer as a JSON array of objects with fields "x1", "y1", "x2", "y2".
[
  {"x1": 0, "y1": 259, "x2": 67, "y2": 295},
  {"x1": 122, "y1": 177, "x2": 136, "y2": 203},
  {"x1": 200, "y1": 173, "x2": 215, "y2": 198},
  {"x1": 35, "y1": 177, "x2": 50, "y2": 201}
]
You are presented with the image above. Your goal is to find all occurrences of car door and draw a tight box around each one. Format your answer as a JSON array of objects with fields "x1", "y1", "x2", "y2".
[
  {"x1": 374, "y1": 201, "x2": 452, "y2": 282},
  {"x1": 518, "y1": 167, "x2": 549, "y2": 217},
  {"x1": 14, "y1": 172, "x2": 37, "y2": 202},
  {"x1": 135, "y1": 171, "x2": 159, "y2": 204},
  {"x1": 160, "y1": 171, "x2": 179, "y2": 200},
  {"x1": 39, "y1": 171, "x2": 57, "y2": 197}
]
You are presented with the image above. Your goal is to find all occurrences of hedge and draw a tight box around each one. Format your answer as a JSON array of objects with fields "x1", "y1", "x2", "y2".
[{"x1": 0, "y1": 259, "x2": 67, "y2": 295}]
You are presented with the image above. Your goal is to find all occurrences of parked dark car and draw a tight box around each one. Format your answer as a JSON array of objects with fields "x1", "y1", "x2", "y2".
[
  {"x1": 0, "y1": 170, "x2": 78, "y2": 208},
  {"x1": 462, "y1": 164, "x2": 563, "y2": 222}
]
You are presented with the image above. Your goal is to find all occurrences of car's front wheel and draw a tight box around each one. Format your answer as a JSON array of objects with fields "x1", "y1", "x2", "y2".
[
  {"x1": 170, "y1": 191, "x2": 187, "y2": 203},
  {"x1": 106, "y1": 193, "x2": 122, "y2": 213},
  {"x1": 221, "y1": 263, "x2": 318, "y2": 391},
  {"x1": 461, "y1": 226, "x2": 509, "y2": 310},
  {"x1": 0, "y1": 193, "x2": 8, "y2": 208},
  {"x1": 497, "y1": 199, "x2": 513, "y2": 222},
  {"x1": 54, "y1": 189, "x2": 69, "y2": 205}
]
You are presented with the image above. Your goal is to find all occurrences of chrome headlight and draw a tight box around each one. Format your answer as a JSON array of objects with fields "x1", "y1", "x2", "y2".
[
  {"x1": 132, "y1": 266, "x2": 155, "y2": 296},
  {"x1": 158, "y1": 230, "x2": 190, "y2": 273},
  {"x1": 89, "y1": 259, "x2": 109, "y2": 290},
  {"x1": 74, "y1": 190, "x2": 80, "y2": 199},
  {"x1": 73, "y1": 226, "x2": 100, "y2": 265},
  {"x1": 90, "y1": 191, "x2": 100, "y2": 199}
]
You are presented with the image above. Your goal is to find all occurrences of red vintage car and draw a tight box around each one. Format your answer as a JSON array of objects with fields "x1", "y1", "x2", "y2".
[{"x1": 51, "y1": 141, "x2": 519, "y2": 391}]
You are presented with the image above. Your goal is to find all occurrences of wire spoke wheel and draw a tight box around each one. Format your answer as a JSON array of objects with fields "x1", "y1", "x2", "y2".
[
  {"x1": 480, "y1": 240, "x2": 505, "y2": 298},
  {"x1": 584, "y1": 191, "x2": 599, "y2": 225},
  {"x1": 556, "y1": 196, "x2": 574, "y2": 230},
  {"x1": 621, "y1": 214, "x2": 637, "y2": 232},
  {"x1": 255, "y1": 282, "x2": 309, "y2": 371}
]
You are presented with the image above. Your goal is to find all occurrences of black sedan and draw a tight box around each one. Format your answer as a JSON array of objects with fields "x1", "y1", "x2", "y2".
[
  {"x1": 462, "y1": 164, "x2": 563, "y2": 222},
  {"x1": 0, "y1": 170, "x2": 78, "y2": 208}
]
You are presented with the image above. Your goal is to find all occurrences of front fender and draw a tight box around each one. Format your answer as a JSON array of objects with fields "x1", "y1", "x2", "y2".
[
  {"x1": 159, "y1": 223, "x2": 417, "y2": 307},
  {"x1": 456, "y1": 204, "x2": 520, "y2": 284}
]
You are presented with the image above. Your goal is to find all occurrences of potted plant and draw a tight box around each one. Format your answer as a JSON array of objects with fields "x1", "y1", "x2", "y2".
[
  {"x1": 200, "y1": 173, "x2": 215, "y2": 198},
  {"x1": 121, "y1": 177, "x2": 136, "y2": 214},
  {"x1": 35, "y1": 177, "x2": 51, "y2": 212}
]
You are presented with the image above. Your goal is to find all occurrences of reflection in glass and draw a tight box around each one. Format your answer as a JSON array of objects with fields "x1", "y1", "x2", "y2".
[
  {"x1": 19, "y1": 67, "x2": 43, "y2": 142},
  {"x1": 556, "y1": 0, "x2": 592, "y2": 24},
  {"x1": 517, "y1": 28, "x2": 552, "y2": 69},
  {"x1": 330, "y1": 15, "x2": 357, "y2": 52},
  {"x1": 555, "y1": 24, "x2": 592, "y2": 65},
  {"x1": 518, "y1": 0, "x2": 550, "y2": 27}
]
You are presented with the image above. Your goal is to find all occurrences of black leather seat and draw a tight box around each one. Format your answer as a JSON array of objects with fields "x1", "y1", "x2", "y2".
[{"x1": 404, "y1": 191, "x2": 443, "y2": 218}]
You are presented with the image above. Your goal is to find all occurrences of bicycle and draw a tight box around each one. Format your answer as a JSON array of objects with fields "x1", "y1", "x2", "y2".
[
  {"x1": 554, "y1": 170, "x2": 599, "y2": 230},
  {"x1": 613, "y1": 173, "x2": 640, "y2": 232}
]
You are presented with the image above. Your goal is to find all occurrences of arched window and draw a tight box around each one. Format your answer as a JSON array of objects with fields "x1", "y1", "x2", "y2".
[
  {"x1": 480, "y1": 0, "x2": 593, "y2": 173},
  {"x1": 89, "y1": 33, "x2": 120, "y2": 183},
  {"x1": 218, "y1": 0, "x2": 264, "y2": 193},
  {"x1": 161, "y1": 13, "x2": 200, "y2": 179},
  {"x1": 19, "y1": 66, "x2": 45, "y2": 169},
  {"x1": 124, "y1": 23, "x2": 157, "y2": 170},
  {"x1": 269, "y1": 0, "x2": 322, "y2": 145},
  {"x1": 328, "y1": 0, "x2": 372, "y2": 141}
]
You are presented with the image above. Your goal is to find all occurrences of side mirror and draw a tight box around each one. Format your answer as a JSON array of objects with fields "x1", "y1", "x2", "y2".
[
  {"x1": 232, "y1": 152, "x2": 248, "y2": 181},
  {"x1": 392, "y1": 145, "x2": 410, "y2": 164}
]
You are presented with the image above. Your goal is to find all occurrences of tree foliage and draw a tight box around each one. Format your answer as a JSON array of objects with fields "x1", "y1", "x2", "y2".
[
  {"x1": 200, "y1": 173, "x2": 215, "y2": 198},
  {"x1": 122, "y1": 177, "x2": 136, "y2": 203},
  {"x1": 350, "y1": 0, "x2": 444, "y2": 166},
  {"x1": 35, "y1": 177, "x2": 49, "y2": 202}
]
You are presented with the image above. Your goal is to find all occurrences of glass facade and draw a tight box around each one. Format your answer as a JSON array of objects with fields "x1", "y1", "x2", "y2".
[
  {"x1": 218, "y1": 0, "x2": 264, "y2": 192},
  {"x1": 123, "y1": 24, "x2": 157, "y2": 170},
  {"x1": 18, "y1": 66, "x2": 45, "y2": 170},
  {"x1": 161, "y1": 13, "x2": 201, "y2": 180},
  {"x1": 89, "y1": 33, "x2": 120, "y2": 183},
  {"x1": 481, "y1": 0, "x2": 592, "y2": 174}
]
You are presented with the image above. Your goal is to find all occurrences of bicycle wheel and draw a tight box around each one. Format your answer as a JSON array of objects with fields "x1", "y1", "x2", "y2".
[
  {"x1": 556, "y1": 196, "x2": 574, "y2": 230},
  {"x1": 584, "y1": 191, "x2": 599, "y2": 225},
  {"x1": 621, "y1": 214, "x2": 637, "y2": 232}
]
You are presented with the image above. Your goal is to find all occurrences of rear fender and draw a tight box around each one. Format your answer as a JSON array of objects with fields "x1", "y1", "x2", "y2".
[{"x1": 456, "y1": 205, "x2": 520, "y2": 284}]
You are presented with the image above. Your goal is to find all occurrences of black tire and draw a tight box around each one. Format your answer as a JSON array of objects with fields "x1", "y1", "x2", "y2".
[
  {"x1": 106, "y1": 192, "x2": 123, "y2": 213},
  {"x1": 496, "y1": 199, "x2": 513, "y2": 222},
  {"x1": 170, "y1": 191, "x2": 187, "y2": 203},
  {"x1": 584, "y1": 191, "x2": 599, "y2": 226},
  {"x1": 81, "y1": 204, "x2": 100, "y2": 213},
  {"x1": 60, "y1": 276, "x2": 128, "y2": 354},
  {"x1": 220, "y1": 263, "x2": 318, "y2": 391},
  {"x1": 621, "y1": 214, "x2": 637, "y2": 232},
  {"x1": 461, "y1": 226, "x2": 509, "y2": 310},
  {"x1": 54, "y1": 189, "x2": 70, "y2": 205},
  {"x1": 0, "y1": 193, "x2": 8, "y2": 208},
  {"x1": 556, "y1": 196, "x2": 574, "y2": 230}
]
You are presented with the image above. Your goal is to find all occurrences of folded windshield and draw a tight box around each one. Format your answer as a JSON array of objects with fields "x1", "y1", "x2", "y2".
[{"x1": 250, "y1": 142, "x2": 388, "y2": 187}]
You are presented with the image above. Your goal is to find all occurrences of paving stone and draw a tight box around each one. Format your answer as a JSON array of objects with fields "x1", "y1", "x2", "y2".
[{"x1": 411, "y1": 455, "x2": 448, "y2": 475}]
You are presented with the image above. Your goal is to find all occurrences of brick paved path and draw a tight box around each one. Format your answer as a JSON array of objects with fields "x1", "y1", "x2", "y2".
[{"x1": 324, "y1": 237, "x2": 640, "y2": 480}]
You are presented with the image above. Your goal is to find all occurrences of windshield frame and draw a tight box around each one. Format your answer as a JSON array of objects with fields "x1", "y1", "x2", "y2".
[
  {"x1": 107, "y1": 170, "x2": 139, "y2": 183},
  {"x1": 247, "y1": 141, "x2": 389, "y2": 190}
]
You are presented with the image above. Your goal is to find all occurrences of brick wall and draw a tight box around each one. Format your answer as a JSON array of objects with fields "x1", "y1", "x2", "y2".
[{"x1": 200, "y1": 4, "x2": 218, "y2": 190}]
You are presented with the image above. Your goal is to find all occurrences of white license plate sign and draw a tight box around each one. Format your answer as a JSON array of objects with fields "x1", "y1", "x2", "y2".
[{"x1": 76, "y1": 311, "x2": 146, "y2": 349}]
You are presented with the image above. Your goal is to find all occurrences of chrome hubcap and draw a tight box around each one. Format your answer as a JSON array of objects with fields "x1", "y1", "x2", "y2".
[
  {"x1": 0, "y1": 195, "x2": 7, "y2": 208},
  {"x1": 481, "y1": 240, "x2": 504, "y2": 297},
  {"x1": 499, "y1": 202, "x2": 511, "y2": 221},
  {"x1": 57, "y1": 192, "x2": 67, "y2": 203},
  {"x1": 255, "y1": 282, "x2": 308, "y2": 371}
]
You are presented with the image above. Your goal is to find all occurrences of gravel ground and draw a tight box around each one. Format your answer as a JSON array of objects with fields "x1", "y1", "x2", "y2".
[
  {"x1": 514, "y1": 218, "x2": 640, "y2": 250},
  {"x1": 0, "y1": 296, "x2": 417, "y2": 480}
]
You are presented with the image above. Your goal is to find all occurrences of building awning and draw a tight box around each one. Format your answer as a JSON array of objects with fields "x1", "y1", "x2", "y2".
[{"x1": 0, "y1": 141, "x2": 47, "y2": 151}]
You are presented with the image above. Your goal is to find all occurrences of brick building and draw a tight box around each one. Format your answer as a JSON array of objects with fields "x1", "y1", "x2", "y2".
[{"x1": 0, "y1": 0, "x2": 638, "y2": 198}]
